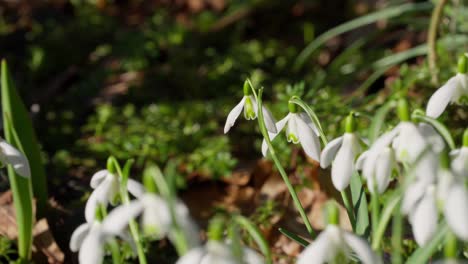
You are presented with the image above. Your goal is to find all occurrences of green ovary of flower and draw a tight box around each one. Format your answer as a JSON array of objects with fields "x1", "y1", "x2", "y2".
[
  {"x1": 243, "y1": 97, "x2": 256, "y2": 120},
  {"x1": 287, "y1": 133, "x2": 299, "y2": 144}
]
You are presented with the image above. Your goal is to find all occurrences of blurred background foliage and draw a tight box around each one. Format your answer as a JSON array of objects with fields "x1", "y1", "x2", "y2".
[
  {"x1": 0, "y1": 0, "x2": 467, "y2": 260},
  {"x1": 0, "y1": 0, "x2": 467, "y2": 191}
]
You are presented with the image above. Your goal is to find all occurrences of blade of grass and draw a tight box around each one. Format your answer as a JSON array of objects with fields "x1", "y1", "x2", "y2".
[
  {"x1": 294, "y1": 2, "x2": 433, "y2": 70},
  {"x1": 278, "y1": 228, "x2": 309, "y2": 247}
]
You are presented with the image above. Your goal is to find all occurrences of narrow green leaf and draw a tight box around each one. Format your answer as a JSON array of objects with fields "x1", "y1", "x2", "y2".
[
  {"x1": 406, "y1": 222, "x2": 448, "y2": 264},
  {"x1": 371, "y1": 191, "x2": 401, "y2": 249},
  {"x1": 278, "y1": 228, "x2": 309, "y2": 247},
  {"x1": 368, "y1": 100, "x2": 397, "y2": 143},
  {"x1": 233, "y1": 215, "x2": 272, "y2": 264},
  {"x1": 350, "y1": 172, "x2": 370, "y2": 237},
  {"x1": 1, "y1": 60, "x2": 47, "y2": 216},
  {"x1": 411, "y1": 111, "x2": 455, "y2": 150},
  {"x1": 294, "y1": 2, "x2": 432, "y2": 70}
]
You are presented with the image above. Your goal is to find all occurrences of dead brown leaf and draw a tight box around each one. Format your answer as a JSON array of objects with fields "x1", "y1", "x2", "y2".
[{"x1": 0, "y1": 191, "x2": 65, "y2": 264}]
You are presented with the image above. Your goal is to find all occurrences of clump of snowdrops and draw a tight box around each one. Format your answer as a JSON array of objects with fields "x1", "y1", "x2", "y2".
[{"x1": 65, "y1": 55, "x2": 468, "y2": 264}]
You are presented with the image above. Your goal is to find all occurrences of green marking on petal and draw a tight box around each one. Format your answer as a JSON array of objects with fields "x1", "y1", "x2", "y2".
[
  {"x1": 287, "y1": 133, "x2": 299, "y2": 144},
  {"x1": 143, "y1": 225, "x2": 160, "y2": 237},
  {"x1": 244, "y1": 97, "x2": 257, "y2": 120}
]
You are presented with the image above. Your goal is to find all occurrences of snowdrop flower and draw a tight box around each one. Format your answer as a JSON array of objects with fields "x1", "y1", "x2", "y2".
[
  {"x1": 451, "y1": 129, "x2": 468, "y2": 177},
  {"x1": 104, "y1": 193, "x2": 200, "y2": 248},
  {"x1": 224, "y1": 81, "x2": 277, "y2": 134},
  {"x1": 70, "y1": 209, "x2": 133, "y2": 264},
  {"x1": 262, "y1": 100, "x2": 321, "y2": 161},
  {"x1": 85, "y1": 169, "x2": 145, "y2": 223},
  {"x1": 0, "y1": 138, "x2": 30, "y2": 178},
  {"x1": 426, "y1": 55, "x2": 468, "y2": 118},
  {"x1": 320, "y1": 114, "x2": 361, "y2": 191},
  {"x1": 403, "y1": 184, "x2": 438, "y2": 246},
  {"x1": 444, "y1": 184, "x2": 468, "y2": 241},
  {"x1": 356, "y1": 147, "x2": 396, "y2": 194},
  {"x1": 297, "y1": 225, "x2": 380, "y2": 264},
  {"x1": 298, "y1": 202, "x2": 381, "y2": 264},
  {"x1": 359, "y1": 99, "x2": 437, "y2": 192},
  {"x1": 176, "y1": 241, "x2": 264, "y2": 264}
]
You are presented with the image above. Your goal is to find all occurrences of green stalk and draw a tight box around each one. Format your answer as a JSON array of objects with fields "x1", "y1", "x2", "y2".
[
  {"x1": 391, "y1": 201, "x2": 403, "y2": 264},
  {"x1": 108, "y1": 157, "x2": 147, "y2": 264},
  {"x1": 253, "y1": 88, "x2": 315, "y2": 238},
  {"x1": 372, "y1": 192, "x2": 401, "y2": 249},
  {"x1": 370, "y1": 192, "x2": 380, "y2": 254},
  {"x1": 427, "y1": 0, "x2": 448, "y2": 85},
  {"x1": 143, "y1": 164, "x2": 189, "y2": 255}
]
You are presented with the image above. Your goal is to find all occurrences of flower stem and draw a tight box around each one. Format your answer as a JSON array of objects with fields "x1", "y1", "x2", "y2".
[
  {"x1": 391, "y1": 201, "x2": 403, "y2": 264},
  {"x1": 109, "y1": 157, "x2": 147, "y2": 264},
  {"x1": 371, "y1": 192, "x2": 381, "y2": 254},
  {"x1": 254, "y1": 88, "x2": 315, "y2": 238},
  {"x1": 427, "y1": 0, "x2": 448, "y2": 85}
]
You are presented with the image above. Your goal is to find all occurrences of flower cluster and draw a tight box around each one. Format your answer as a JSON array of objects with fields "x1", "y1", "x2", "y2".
[{"x1": 69, "y1": 55, "x2": 467, "y2": 264}]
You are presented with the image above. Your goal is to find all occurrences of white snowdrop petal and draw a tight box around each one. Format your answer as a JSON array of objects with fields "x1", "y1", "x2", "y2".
[
  {"x1": 127, "y1": 179, "x2": 146, "y2": 198},
  {"x1": 261, "y1": 106, "x2": 278, "y2": 134},
  {"x1": 0, "y1": 140, "x2": 30, "y2": 178},
  {"x1": 413, "y1": 153, "x2": 438, "y2": 186},
  {"x1": 79, "y1": 231, "x2": 105, "y2": 264},
  {"x1": 426, "y1": 76, "x2": 459, "y2": 118},
  {"x1": 444, "y1": 185, "x2": 468, "y2": 241},
  {"x1": 401, "y1": 180, "x2": 427, "y2": 215},
  {"x1": 224, "y1": 97, "x2": 246, "y2": 134},
  {"x1": 451, "y1": 147, "x2": 468, "y2": 178},
  {"x1": 418, "y1": 123, "x2": 445, "y2": 153},
  {"x1": 69, "y1": 223, "x2": 90, "y2": 252},
  {"x1": 102, "y1": 201, "x2": 145, "y2": 235},
  {"x1": 372, "y1": 125, "x2": 401, "y2": 151},
  {"x1": 355, "y1": 150, "x2": 369, "y2": 171},
  {"x1": 411, "y1": 189, "x2": 438, "y2": 246},
  {"x1": 90, "y1": 170, "x2": 109, "y2": 189},
  {"x1": 343, "y1": 231, "x2": 381, "y2": 264},
  {"x1": 331, "y1": 135, "x2": 356, "y2": 191},
  {"x1": 373, "y1": 148, "x2": 394, "y2": 194},
  {"x1": 261, "y1": 114, "x2": 290, "y2": 156},
  {"x1": 298, "y1": 112, "x2": 320, "y2": 136},
  {"x1": 85, "y1": 178, "x2": 113, "y2": 223},
  {"x1": 243, "y1": 247, "x2": 265, "y2": 264},
  {"x1": 396, "y1": 122, "x2": 427, "y2": 163},
  {"x1": 320, "y1": 136, "x2": 343, "y2": 168},
  {"x1": 297, "y1": 230, "x2": 333, "y2": 264},
  {"x1": 296, "y1": 115, "x2": 321, "y2": 161},
  {"x1": 176, "y1": 247, "x2": 206, "y2": 264}
]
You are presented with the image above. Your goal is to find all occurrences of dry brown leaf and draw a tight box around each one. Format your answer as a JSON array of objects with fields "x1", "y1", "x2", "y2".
[
  {"x1": 0, "y1": 191, "x2": 65, "y2": 263},
  {"x1": 32, "y1": 219, "x2": 65, "y2": 264}
]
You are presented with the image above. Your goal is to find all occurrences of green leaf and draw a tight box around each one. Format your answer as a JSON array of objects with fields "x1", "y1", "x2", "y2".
[
  {"x1": 294, "y1": 2, "x2": 432, "y2": 70},
  {"x1": 1, "y1": 60, "x2": 47, "y2": 217},
  {"x1": 350, "y1": 172, "x2": 370, "y2": 237},
  {"x1": 406, "y1": 222, "x2": 448, "y2": 264},
  {"x1": 411, "y1": 110, "x2": 455, "y2": 150},
  {"x1": 371, "y1": 191, "x2": 401, "y2": 249},
  {"x1": 368, "y1": 100, "x2": 397, "y2": 144},
  {"x1": 278, "y1": 227, "x2": 309, "y2": 247},
  {"x1": 233, "y1": 215, "x2": 272, "y2": 264},
  {"x1": 1, "y1": 61, "x2": 34, "y2": 261}
]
